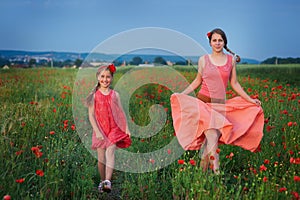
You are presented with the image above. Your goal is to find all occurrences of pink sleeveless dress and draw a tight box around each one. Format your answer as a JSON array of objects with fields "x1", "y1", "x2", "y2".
[
  {"x1": 92, "y1": 89, "x2": 131, "y2": 149},
  {"x1": 170, "y1": 54, "x2": 264, "y2": 152}
]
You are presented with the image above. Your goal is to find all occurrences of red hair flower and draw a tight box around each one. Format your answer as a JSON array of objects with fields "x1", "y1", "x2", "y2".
[
  {"x1": 207, "y1": 32, "x2": 212, "y2": 38},
  {"x1": 108, "y1": 63, "x2": 116, "y2": 73}
]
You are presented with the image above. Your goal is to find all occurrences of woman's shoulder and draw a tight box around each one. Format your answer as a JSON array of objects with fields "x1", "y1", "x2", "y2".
[
  {"x1": 198, "y1": 54, "x2": 209, "y2": 70},
  {"x1": 225, "y1": 54, "x2": 235, "y2": 66},
  {"x1": 226, "y1": 53, "x2": 234, "y2": 59},
  {"x1": 199, "y1": 54, "x2": 209, "y2": 61}
]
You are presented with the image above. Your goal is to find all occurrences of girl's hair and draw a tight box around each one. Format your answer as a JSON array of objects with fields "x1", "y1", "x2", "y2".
[
  {"x1": 207, "y1": 28, "x2": 241, "y2": 63},
  {"x1": 85, "y1": 64, "x2": 115, "y2": 107}
]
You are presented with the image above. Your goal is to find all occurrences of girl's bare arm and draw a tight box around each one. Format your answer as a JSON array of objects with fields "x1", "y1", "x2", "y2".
[{"x1": 88, "y1": 105, "x2": 104, "y2": 140}]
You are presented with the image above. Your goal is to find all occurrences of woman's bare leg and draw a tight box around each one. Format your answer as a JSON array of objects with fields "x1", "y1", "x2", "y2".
[
  {"x1": 204, "y1": 129, "x2": 220, "y2": 174},
  {"x1": 200, "y1": 140, "x2": 209, "y2": 171}
]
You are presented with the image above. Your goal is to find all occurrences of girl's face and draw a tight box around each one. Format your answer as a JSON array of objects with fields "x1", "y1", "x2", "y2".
[
  {"x1": 210, "y1": 33, "x2": 225, "y2": 53},
  {"x1": 97, "y1": 69, "x2": 113, "y2": 89}
]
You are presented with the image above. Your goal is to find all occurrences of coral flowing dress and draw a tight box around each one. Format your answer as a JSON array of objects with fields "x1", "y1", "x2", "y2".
[
  {"x1": 170, "y1": 54, "x2": 264, "y2": 152},
  {"x1": 92, "y1": 90, "x2": 131, "y2": 149}
]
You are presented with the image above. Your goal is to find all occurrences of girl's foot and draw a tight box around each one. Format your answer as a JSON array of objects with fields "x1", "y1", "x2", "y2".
[
  {"x1": 98, "y1": 181, "x2": 104, "y2": 193},
  {"x1": 103, "y1": 180, "x2": 111, "y2": 193}
]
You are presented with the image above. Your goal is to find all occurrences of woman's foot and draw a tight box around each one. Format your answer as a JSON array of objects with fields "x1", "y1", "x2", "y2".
[
  {"x1": 200, "y1": 156, "x2": 209, "y2": 171},
  {"x1": 103, "y1": 180, "x2": 112, "y2": 193}
]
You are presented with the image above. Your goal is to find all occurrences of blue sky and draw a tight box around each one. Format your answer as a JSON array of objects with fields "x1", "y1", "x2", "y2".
[{"x1": 0, "y1": 0, "x2": 299, "y2": 61}]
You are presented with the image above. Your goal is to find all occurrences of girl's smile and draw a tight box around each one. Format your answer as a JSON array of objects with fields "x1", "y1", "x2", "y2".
[{"x1": 98, "y1": 70, "x2": 113, "y2": 90}]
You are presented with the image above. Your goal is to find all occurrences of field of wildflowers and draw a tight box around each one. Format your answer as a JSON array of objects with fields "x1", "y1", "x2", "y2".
[{"x1": 0, "y1": 65, "x2": 299, "y2": 199}]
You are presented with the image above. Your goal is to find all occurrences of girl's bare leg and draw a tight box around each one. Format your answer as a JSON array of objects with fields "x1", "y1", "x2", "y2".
[
  {"x1": 97, "y1": 148, "x2": 106, "y2": 181},
  {"x1": 105, "y1": 144, "x2": 116, "y2": 180},
  {"x1": 204, "y1": 129, "x2": 220, "y2": 174}
]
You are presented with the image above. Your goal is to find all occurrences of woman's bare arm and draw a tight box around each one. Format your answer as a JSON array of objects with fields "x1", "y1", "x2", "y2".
[{"x1": 181, "y1": 56, "x2": 204, "y2": 94}]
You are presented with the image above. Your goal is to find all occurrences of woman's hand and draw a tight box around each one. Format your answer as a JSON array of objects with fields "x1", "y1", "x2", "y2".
[{"x1": 250, "y1": 98, "x2": 262, "y2": 106}]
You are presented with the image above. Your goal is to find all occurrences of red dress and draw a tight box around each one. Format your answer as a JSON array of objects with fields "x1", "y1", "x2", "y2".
[
  {"x1": 91, "y1": 89, "x2": 131, "y2": 149},
  {"x1": 170, "y1": 54, "x2": 264, "y2": 152}
]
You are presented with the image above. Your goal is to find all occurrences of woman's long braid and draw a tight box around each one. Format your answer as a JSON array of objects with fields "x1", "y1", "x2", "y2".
[{"x1": 225, "y1": 46, "x2": 241, "y2": 63}]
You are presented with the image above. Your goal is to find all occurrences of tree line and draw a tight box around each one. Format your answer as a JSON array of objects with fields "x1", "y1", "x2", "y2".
[
  {"x1": 1, "y1": 55, "x2": 300, "y2": 68},
  {"x1": 261, "y1": 57, "x2": 300, "y2": 64}
]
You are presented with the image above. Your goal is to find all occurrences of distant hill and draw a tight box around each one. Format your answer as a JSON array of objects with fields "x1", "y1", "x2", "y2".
[
  {"x1": 240, "y1": 58, "x2": 260, "y2": 64},
  {"x1": 0, "y1": 50, "x2": 88, "y2": 61},
  {"x1": 0, "y1": 50, "x2": 260, "y2": 64}
]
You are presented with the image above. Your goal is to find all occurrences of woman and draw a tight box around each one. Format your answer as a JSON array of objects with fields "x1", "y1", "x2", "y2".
[{"x1": 170, "y1": 28, "x2": 264, "y2": 174}]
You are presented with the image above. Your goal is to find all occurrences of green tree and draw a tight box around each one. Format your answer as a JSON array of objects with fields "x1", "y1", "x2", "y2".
[
  {"x1": 0, "y1": 56, "x2": 10, "y2": 67},
  {"x1": 74, "y1": 58, "x2": 83, "y2": 67},
  {"x1": 154, "y1": 56, "x2": 166, "y2": 65},
  {"x1": 29, "y1": 58, "x2": 36, "y2": 67},
  {"x1": 130, "y1": 56, "x2": 143, "y2": 65}
]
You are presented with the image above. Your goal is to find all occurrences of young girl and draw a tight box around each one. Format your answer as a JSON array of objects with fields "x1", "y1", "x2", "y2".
[
  {"x1": 170, "y1": 28, "x2": 264, "y2": 174},
  {"x1": 86, "y1": 64, "x2": 131, "y2": 192}
]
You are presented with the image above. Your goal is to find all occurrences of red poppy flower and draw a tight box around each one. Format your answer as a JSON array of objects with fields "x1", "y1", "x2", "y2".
[
  {"x1": 259, "y1": 164, "x2": 267, "y2": 171},
  {"x1": 264, "y1": 118, "x2": 269, "y2": 124},
  {"x1": 189, "y1": 159, "x2": 196, "y2": 166},
  {"x1": 264, "y1": 159, "x2": 270, "y2": 165},
  {"x1": 291, "y1": 191, "x2": 299, "y2": 199},
  {"x1": 36, "y1": 169, "x2": 44, "y2": 177},
  {"x1": 167, "y1": 149, "x2": 171, "y2": 154},
  {"x1": 149, "y1": 159, "x2": 155, "y2": 164},
  {"x1": 15, "y1": 178, "x2": 25, "y2": 183},
  {"x1": 108, "y1": 64, "x2": 116, "y2": 73},
  {"x1": 270, "y1": 141, "x2": 276, "y2": 147},
  {"x1": 266, "y1": 125, "x2": 275, "y2": 132},
  {"x1": 178, "y1": 159, "x2": 185, "y2": 165},
  {"x1": 294, "y1": 176, "x2": 300, "y2": 182},
  {"x1": 278, "y1": 187, "x2": 287, "y2": 192},
  {"x1": 263, "y1": 176, "x2": 268, "y2": 182},
  {"x1": 15, "y1": 150, "x2": 24, "y2": 156},
  {"x1": 226, "y1": 152, "x2": 234, "y2": 159},
  {"x1": 290, "y1": 157, "x2": 300, "y2": 164},
  {"x1": 31, "y1": 146, "x2": 40, "y2": 152},
  {"x1": 3, "y1": 195, "x2": 11, "y2": 200}
]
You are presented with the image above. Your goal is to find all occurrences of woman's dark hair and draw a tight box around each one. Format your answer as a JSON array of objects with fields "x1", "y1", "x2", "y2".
[{"x1": 207, "y1": 28, "x2": 241, "y2": 63}]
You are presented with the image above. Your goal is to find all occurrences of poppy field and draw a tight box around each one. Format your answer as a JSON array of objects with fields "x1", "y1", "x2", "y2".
[{"x1": 0, "y1": 64, "x2": 299, "y2": 200}]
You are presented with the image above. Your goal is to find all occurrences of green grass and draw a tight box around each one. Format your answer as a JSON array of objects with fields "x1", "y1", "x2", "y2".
[{"x1": 0, "y1": 65, "x2": 299, "y2": 199}]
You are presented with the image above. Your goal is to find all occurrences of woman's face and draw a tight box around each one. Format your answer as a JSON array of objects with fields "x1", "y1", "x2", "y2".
[
  {"x1": 210, "y1": 33, "x2": 225, "y2": 53},
  {"x1": 98, "y1": 69, "x2": 113, "y2": 89}
]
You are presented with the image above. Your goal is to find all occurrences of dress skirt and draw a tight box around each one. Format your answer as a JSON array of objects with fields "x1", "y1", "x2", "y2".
[{"x1": 170, "y1": 93, "x2": 264, "y2": 152}]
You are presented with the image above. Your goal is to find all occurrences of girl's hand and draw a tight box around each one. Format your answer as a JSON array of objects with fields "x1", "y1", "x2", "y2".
[
  {"x1": 96, "y1": 133, "x2": 104, "y2": 140},
  {"x1": 126, "y1": 129, "x2": 131, "y2": 137}
]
